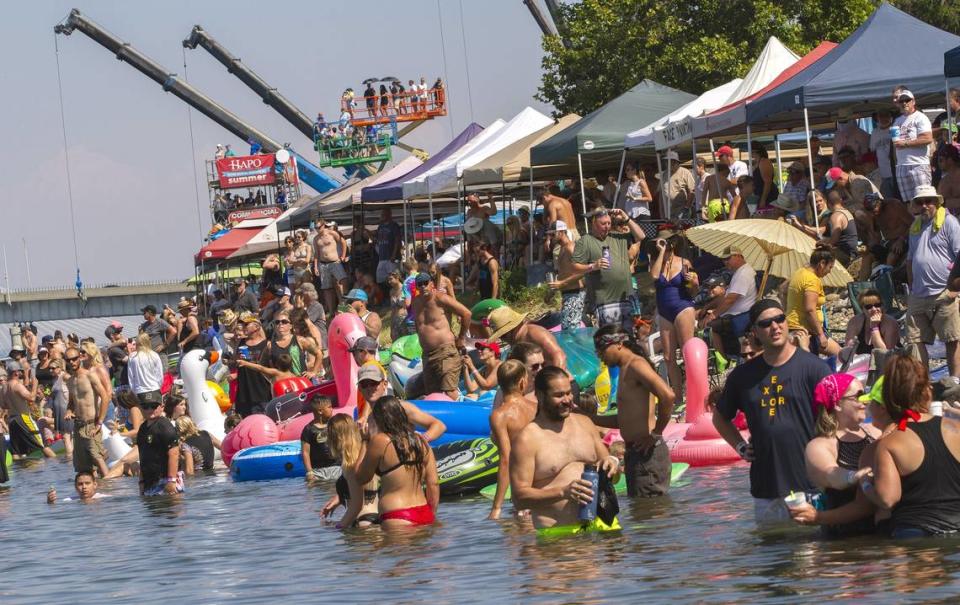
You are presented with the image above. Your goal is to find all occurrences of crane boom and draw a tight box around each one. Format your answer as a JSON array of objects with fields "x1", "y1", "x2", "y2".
[
  {"x1": 183, "y1": 25, "x2": 315, "y2": 141},
  {"x1": 54, "y1": 8, "x2": 340, "y2": 193}
]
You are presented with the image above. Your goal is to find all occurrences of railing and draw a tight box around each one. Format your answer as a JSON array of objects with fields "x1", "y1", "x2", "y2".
[
  {"x1": 6, "y1": 279, "x2": 192, "y2": 294},
  {"x1": 343, "y1": 86, "x2": 447, "y2": 127}
]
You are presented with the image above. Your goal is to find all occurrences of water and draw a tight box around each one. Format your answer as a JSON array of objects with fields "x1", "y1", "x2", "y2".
[{"x1": 4, "y1": 458, "x2": 960, "y2": 603}]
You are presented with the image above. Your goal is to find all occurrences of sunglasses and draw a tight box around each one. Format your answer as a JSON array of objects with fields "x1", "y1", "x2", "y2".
[
  {"x1": 863, "y1": 302, "x2": 882, "y2": 311},
  {"x1": 276, "y1": 319, "x2": 291, "y2": 325},
  {"x1": 755, "y1": 314, "x2": 787, "y2": 329},
  {"x1": 529, "y1": 362, "x2": 544, "y2": 371},
  {"x1": 841, "y1": 391, "x2": 866, "y2": 402},
  {"x1": 65, "y1": 356, "x2": 80, "y2": 362},
  {"x1": 358, "y1": 380, "x2": 380, "y2": 389}
]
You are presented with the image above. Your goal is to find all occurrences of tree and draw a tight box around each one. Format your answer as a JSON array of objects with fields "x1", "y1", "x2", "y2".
[{"x1": 536, "y1": 0, "x2": 947, "y2": 116}]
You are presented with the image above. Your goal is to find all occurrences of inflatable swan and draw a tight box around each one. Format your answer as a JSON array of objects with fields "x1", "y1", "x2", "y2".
[{"x1": 180, "y1": 349, "x2": 226, "y2": 441}]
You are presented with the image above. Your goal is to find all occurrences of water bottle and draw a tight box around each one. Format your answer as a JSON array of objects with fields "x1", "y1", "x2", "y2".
[
  {"x1": 601, "y1": 246, "x2": 611, "y2": 271},
  {"x1": 889, "y1": 125, "x2": 900, "y2": 142},
  {"x1": 238, "y1": 345, "x2": 250, "y2": 360},
  {"x1": 578, "y1": 464, "x2": 600, "y2": 522}
]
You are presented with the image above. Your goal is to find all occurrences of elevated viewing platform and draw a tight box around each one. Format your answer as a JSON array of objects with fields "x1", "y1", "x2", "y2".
[{"x1": 0, "y1": 280, "x2": 195, "y2": 323}]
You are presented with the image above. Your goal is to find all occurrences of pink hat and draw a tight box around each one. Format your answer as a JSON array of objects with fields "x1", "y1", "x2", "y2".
[{"x1": 813, "y1": 373, "x2": 856, "y2": 414}]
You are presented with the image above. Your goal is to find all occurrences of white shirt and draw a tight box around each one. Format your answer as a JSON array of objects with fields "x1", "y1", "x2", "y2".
[
  {"x1": 624, "y1": 180, "x2": 651, "y2": 217},
  {"x1": 894, "y1": 111, "x2": 933, "y2": 167},
  {"x1": 724, "y1": 263, "x2": 757, "y2": 316},
  {"x1": 128, "y1": 350, "x2": 164, "y2": 394},
  {"x1": 869, "y1": 126, "x2": 893, "y2": 178},
  {"x1": 728, "y1": 160, "x2": 748, "y2": 182}
]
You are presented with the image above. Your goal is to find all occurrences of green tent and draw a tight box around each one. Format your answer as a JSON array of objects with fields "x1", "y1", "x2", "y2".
[
  {"x1": 188, "y1": 262, "x2": 263, "y2": 285},
  {"x1": 530, "y1": 79, "x2": 695, "y2": 170}
]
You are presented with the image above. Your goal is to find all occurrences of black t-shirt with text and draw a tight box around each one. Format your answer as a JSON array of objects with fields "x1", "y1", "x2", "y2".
[
  {"x1": 136, "y1": 417, "x2": 180, "y2": 488},
  {"x1": 717, "y1": 348, "x2": 830, "y2": 499},
  {"x1": 300, "y1": 422, "x2": 338, "y2": 469}
]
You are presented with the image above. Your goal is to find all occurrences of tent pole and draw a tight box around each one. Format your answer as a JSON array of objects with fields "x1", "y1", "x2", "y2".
[
  {"x1": 746, "y1": 126, "x2": 753, "y2": 173},
  {"x1": 529, "y1": 169, "x2": 535, "y2": 266},
  {"x1": 502, "y1": 178, "x2": 508, "y2": 264},
  {"x1": 429, "y1": 189, "x2": 436, "y2": 249},
  {"x1": 655, "y1": 151, "x2": 665, "y2": 219},
  {"x1": 613, "y1": 148, "x2": 628, "y2": 209},
  {"x1": 458, "y1": 180, "x2": 465, "y2": 294},
  {"x1": 402, "y1": 199, "x2": 409, "y2": 261},
  {"x1": 691, "y1": 138, "x2": 699, "y2": 215},
  {"x1": 774, "y1": 135, "x2": 783, "y2": 191},
  {"x1": 577, "y1": 152, "x2": 588, "y2": 233},
  {"x1": 948, "y1": 79, "x2": 954, "y2": 145},
  {"x1": 803, "y1": 107, "x2": 820, "y2": 234}
]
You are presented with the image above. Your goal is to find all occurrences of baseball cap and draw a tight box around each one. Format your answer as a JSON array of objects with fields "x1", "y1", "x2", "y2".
[
  {"x1": 475, "y1": 341, "x2": 501, "y2": 357},
  {"x1": 721, "y1": 245, "x2": 744, "y2": 258},
  {"x1": 232, "y1": 278, "x2": 246, "y2": 286},
  {"x1": 141, "y1": 304, "x2": 158, "y2": 315},
  {"x1": 546, "y1": 220, "x2": 569, "y2": 234},
  {"x1": 41, "y1": 335, "x2": 54, "y2": 345},
  {"x1": 716, "y1": 145, "x2": 734, "y2": 157},
  {"x1": 825, "y1": 167, "x2": 844, "y2": 189},
  {"x1": 415, "y1": 272, "x2": 433, "y2": 288},
  {"x1": 357, "y1": 362, "x2": 387, "y2": 383},
  {"x1": 349, "y1": 336, "x2": 379, "y2": 353},
  {"x1": 238, "y1": 311, "x2": 259, "y2": 324},
  {"x1": 788, "y1": 161, "x2": 805, "y2": 173},
  {"x1": 274, "y1": 285, "x2": 292, "y2": 297},
  {"x1": 896, "y1": 90, "x2": 915, "y2": 102},
  {"x1": 665, "y1": 150, "x2": 680, "y2": 162},
  {"x1": 104, "y1": 321, "x2": 123, "y2": 338},
  {"x1": 344, "y1": 288, "x2": 368, "y2": 302}
]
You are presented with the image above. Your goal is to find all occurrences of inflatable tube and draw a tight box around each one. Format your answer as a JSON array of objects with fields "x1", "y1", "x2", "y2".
[
  {"x1": 181, "y1": 349, "x2": 226, "y2": 441},
  {"x1": 328, "y1": 313, "x2": 367, "y2": 410},
  {"x1": 272, "y1": 376, "x2": 314, "y2": 398},
  {"x1": 220, "y1": 414, "x2": 278, "y2": 466},
  {"x1": 229, "y1": 440, "x2": 305, "y2": 482},
  {"x1": 554, "y1": 328, "x2": 601, "y2": 389},
  {"x1": 262, "y1": 381, "x2": 338, "y2": 423},
  {"x1": 605, "y1": 418, "x2": 748, "y2": 467},
  {"x1": 681, "y1": 337, "x2": 709, "y2": 422},
  {"x1": 409, "y1": 399, "x2": 492, "y2": 439},
  {"x1": 390, "y1": 334, "x2": 422, "y2": 361},
  {"x1": 536, "y1": 517, "x2": 622, "y2": 537},
  {"x1": 470, "y1": 298, "x2": 507, "y2": 322},
  {"x1": 480, "y1": 462, "x2": 689, "y2": 500},
  {"x1": 434, "y1": 438, "x2": 500, "y2": 496}
]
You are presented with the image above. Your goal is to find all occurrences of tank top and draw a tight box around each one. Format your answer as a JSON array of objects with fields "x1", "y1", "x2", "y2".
[
  {"x1": 823, "y1": 434, "x2": 874, "y2": 537},
  {"x1": 478, "y1": 257, "x2": 495, "y2": 299},
  {"x1": 186, "y1": 431, "x2": 215, "y2": 471},
  {"x1": 825, "y1": 208, "x2": 858, "y2": 258},
  {"x1": 270, "y1": 336, "x2": 306, "y2": 375},
  {"x1": 753, "y1": 163, "x2": 779, "y2": 207},
  {"x1": 892, "y1": 417, "x2": 960, "y2": 535},
  {"x1": 235, "y1": 339, "x2": 271, "y2": 416},
  {"x1": 179, "y1": 319, "x2": 202, "y2": 352}
]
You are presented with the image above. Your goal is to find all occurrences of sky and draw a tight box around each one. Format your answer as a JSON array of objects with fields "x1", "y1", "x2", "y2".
[{"x1": 0, "y1": 0, "x2": 553, "y2": 289}]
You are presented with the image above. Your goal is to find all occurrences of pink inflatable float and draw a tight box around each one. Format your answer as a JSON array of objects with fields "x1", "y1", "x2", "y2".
[
  {"x1": 221, "y1": 313, "x2": 364, "y2": 460},
  {"x1": 605, "y1": 337, "x2": 749, "y2": 467}
]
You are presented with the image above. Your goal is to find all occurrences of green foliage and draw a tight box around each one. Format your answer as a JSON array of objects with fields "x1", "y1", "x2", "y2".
[
  {"x1": 536, "y1": 0, "x2": 951, "y2": 117},
  {"x1": 499, "y1": 267, "x2": 557, "y2": 310}
]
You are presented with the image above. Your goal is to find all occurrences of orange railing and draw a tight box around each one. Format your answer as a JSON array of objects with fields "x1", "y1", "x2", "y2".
[{"x1": 341, "y1": 86, "x2": 447, "y2": 127}]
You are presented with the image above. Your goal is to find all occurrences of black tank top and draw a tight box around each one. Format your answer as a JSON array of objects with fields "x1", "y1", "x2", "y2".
[
  {"x1": 186, "y1": 431, "x2": 215, "y2": 471},
  {"x1": 478, "y1": 257, "x2": 495, "y2": 299},
  {"x1": 180, "y1": 320, "x2": 202, "y2": 352},
  {"x1": 235, "y1": 339, "x2": 272, "y2": 416},
  {"x1": 823, "y1": 434, "x2": 874, "y2": 537},
  {"x1": 753, "y1": 163, "x2": 779, "y2": 207},
  {"x1": 824, "y1": 208, "x2": 858, "y2": 258},
  {"x1": 892, "y1": 417, "x2": 960, "y2": 535}
]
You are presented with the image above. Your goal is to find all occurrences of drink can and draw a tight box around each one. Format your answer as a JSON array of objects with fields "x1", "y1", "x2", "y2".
[
  {"x1": 545, "y1": 271, "x2": 556, "y2": 283},
  {"x1": 889, "y1": 125, "x2": 900, "y2": 141},
  {"x1": 238, "y1": 345, "x2": 249, "y2": 360},
  {"x1": 931, "y1": 401, "x2": 944, "y2": 417},
  {"x1": 601, "y1": 246, "x2": 611, "y2": 270}
]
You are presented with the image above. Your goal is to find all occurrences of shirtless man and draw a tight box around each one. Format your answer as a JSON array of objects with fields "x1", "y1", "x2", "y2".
[
  {"x1": 542, "y1": 185, "x2": 580, "y2": 260},
  {"x1": 2, "y1": 360, "x2": 55, "y2": 459},
  {"x1": 410, "y1": 272, "x2": 472, "y2": 399},
  {"x1": 65, "y1": 346, "x2": 110, "y2": 477},
  {"x1": 591, "y1": 325, "x2": 675, "y2": 497},
  {"x1": 859, "y1": 194, "x2": 913, "y2": 280},
  {"x1": 547, "y1": 220, "x2": 586, "y2": 331},
  {"x1": 312, "y1": 221, "x2": 348, "y2": 314},
  {"x1": 487, "y1": 360, "x2": 535, "y2": 520},
  {"x1": 938, "y1": 144, "x2": 960, "y2": 211},
  {"x1": 510, "y1": 366, "x2": 619, "y2": 530},
  {"x1": 487, "y1": 305, "x2": 566, "y2": 369}
]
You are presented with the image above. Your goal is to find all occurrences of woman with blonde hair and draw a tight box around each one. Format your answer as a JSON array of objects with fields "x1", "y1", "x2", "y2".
[
  {"x1": 175, "y1": 415, "x2": 220, "y2": 473},
  {"x1": 321, "y1": 414, "x2": 380, "y2": 529},
  {"x1": 128, "y1": 332, "x2": 164, "y2": 407}
]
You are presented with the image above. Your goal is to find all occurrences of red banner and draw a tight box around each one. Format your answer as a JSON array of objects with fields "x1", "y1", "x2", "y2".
[
  {"x1": 216, "y1": 154, "x2": 277, "y2": 189},
  {"x1": 227, "y1": 206, "x2": 283, "y2": 224}
]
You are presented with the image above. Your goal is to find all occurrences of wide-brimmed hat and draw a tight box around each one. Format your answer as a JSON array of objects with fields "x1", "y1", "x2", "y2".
[
  {"x1": 487, "y1": 306, "x2": 529, "y2": 342},
  {"x1": 464, "y1": 217, "x2": 484, "y2": 235},
  {"x1": 177, "y1": 299, "x2": 195, "y2": 311},
  {"x1": 770, "y1": 195, "x2": 800, "y2": 213},
  {"x1": 913, "y1": 185, "x2": 943, "y2": 204}
]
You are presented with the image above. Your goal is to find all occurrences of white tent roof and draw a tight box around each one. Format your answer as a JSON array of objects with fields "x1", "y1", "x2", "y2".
[
  {"x1": 402, "y1": 119, "x2": 507, "y2": 199},
  {"x1": 722, "y1": 36, "x2": 800, "y2": 105},
  {"x1": 424, "y1": 107, "x2": 553, "y2": 194},
  {"x1": 624, "y1": 36, "x2": 800, "y2": 150}
]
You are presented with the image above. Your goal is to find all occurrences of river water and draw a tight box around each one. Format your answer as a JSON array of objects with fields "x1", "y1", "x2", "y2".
[{"x1": 3, "y1": 457, "x2": 960, "y2": 604}]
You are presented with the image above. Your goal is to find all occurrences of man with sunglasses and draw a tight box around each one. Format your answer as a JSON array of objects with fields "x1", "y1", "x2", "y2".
[
  {"x1": 907, "y1": 186, "x2": 960, "y2": 376},
  {"x1": 355, "y1": 363, "x2": 445, "y2": 441},
  {"x1": 892, "y1": 90, "x2": 934, "y2": 201},
  {"x1": 136, "y1": 395, "x2": 183, "y2": 496},
  {"x1": 713, "y1": 300, "x2": 830, "y2": 527},
  {"x1": 2, "y1": 359, "x2": 56, "y2": 460},
  {"x1": 65, "y1": 346, "x2": 110, "y2": 477}
]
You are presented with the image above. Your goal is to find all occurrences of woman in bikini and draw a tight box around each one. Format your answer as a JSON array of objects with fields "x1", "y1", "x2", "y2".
[
  {"x1": 322, "y1": 414, "x2": 380, "y2": 529},
  {"x1": 650, "y1": 233, "x2": 697, "y2": 398},
  {"x1": 355, "y1": 396, "x2": 439, "y2": 528}
]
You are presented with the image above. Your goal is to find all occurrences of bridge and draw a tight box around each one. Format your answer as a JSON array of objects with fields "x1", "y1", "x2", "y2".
[{"x1": 0, "y1": 280, "x2": 195, "y2": 324}]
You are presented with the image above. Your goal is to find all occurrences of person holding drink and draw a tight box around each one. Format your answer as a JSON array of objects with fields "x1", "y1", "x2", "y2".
[{"x1": 545, "y1": 220, "x2": 586, "y2": 331}]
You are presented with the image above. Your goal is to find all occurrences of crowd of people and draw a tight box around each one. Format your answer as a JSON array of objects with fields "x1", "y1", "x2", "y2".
[
  {"x1": 334, "y1": 77, "x2": 447, "y2": 124},
  {"x1": 7, "y1": 85, "x2": 960, "y2": 539}
]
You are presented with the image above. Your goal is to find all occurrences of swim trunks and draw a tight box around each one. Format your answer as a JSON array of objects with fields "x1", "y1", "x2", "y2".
[
  {"x1": 308, "y1": 466, "x2": 343, "y2": 482},
  {"x1": 536, "y1": 516, "x2": 622, "y2": 538},
  {"x1": 142, "y1": 471, "x2": 185, "y2": 496},
  {"x1": 8, "y1": 414, "x2": 44, "y2": 457},
  {"x1": 73, "y1": 421, "x2": 106, "y2": 473},
  {"x1": 380, "y1": 503, "x2": 435, "y2": 526},
  {"x1": 422, "y1": 342, "x2": 462, "y2": 395},
  {"x1": 624, "y1": 439, "x2": 671, "y2": 497},
  {"x1": 317, "y1": 261, "x2": 347, "y2": 289}
]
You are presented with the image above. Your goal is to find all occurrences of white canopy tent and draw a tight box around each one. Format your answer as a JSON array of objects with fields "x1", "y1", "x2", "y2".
[
  {"x1": 401, "y1": 119, "x2": 507, "y2": 199},
  {"x1": 722, "y1": 37, "x2": 800, "y2": 107}
]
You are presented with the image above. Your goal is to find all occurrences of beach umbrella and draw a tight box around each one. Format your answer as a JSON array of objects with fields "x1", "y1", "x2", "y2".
[
  {"x1": 381, "y1": 76, "x2": 400, "y2": 82},
  {"x1": 362, "y1": 77, "x2": 378, "y2": 85},
  {"x1": 685, "y1": 218, "x2": 853, "y2": 293}
]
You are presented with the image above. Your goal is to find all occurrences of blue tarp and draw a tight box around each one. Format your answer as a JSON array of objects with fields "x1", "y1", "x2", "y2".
[
  {"x1": 421, "y1": 208, "x2": 537, "y2": 229},
  {"x1": 747, "y1": 3, "x2": 960, "y2": 126},
  {"x1": 360, "y1": 123, "x2": 485, "y2": 202},
  {"x1": 946, "y1": 45, "x2": 960, "y2": 78}
]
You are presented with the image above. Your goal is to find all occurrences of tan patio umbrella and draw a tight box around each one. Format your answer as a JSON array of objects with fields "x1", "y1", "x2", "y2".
[{"x1": 685, "y1": 218, "x2": 853, "y2": 294}]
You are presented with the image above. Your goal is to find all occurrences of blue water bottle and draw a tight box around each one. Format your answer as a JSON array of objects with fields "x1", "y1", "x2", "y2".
[{"x1": 578, "y1": 464, "x2": 600, "y2": 522}]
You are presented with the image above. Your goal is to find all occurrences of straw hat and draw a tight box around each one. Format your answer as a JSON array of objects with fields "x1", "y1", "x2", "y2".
[
  {"x1": 487, "y1": 306, "x2": 529, "y2": 342},
  {"x1": 218, "y1": 309, "x2": 237, "y2": 327},
  {"x1": 464, "y1": 217, "x2": 484, "y2": 235}
]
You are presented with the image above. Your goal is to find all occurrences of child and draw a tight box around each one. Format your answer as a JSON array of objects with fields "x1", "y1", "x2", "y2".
[
  {"x1": 321, "y1": 413, "x2": 380, "y2": 529},
  {"x1": 38, "y1": 406, "x2": 57, "y2": 445},
  {"x1": 737, "y1": 175, "x2": 761, "y2": 217},
  {"x1": 300, "y1": 395, "x2": 339, "y2": 482}
]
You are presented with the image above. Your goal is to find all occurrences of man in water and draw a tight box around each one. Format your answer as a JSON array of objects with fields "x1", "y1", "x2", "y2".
[
  {"x1": 2, "y1": 360, "x2": 55, "y2": 459},
  {"x1": 410, "y1": 272, "x2": 472, "y2": 400},
  {"x1": 136, "y1": 395, "x2": 183, "y2": 496},
  {"x1": 355, "y1": 363, "x2": 445, "y2": 440},
  {"x1": 487, "y1": 360, "x2": 534, "y2": 520},
  {"x1": 312, "y1": 221, "x2": 348, "y2": 315},
  {"x1": 65, "y1": 346, "x2": 110, "y2": 477},
  {"x1": 486, "y1": 305, "x2": 566, "y2": 369},
  {"x1": 591, "y1": 325, "x2": 675, "y2": 497},
  {"x1": 510, "y1": 366, "x2": 619, "y2": 531},
  {"x1": 47, "y1": 471, "x2": 107, "y2": 503},
  {"x1": 713, "y1": 299, "x2": 830, "y2": 526}
]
